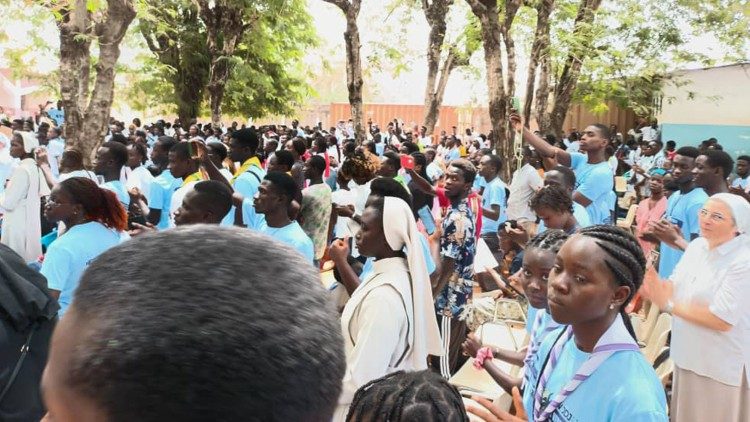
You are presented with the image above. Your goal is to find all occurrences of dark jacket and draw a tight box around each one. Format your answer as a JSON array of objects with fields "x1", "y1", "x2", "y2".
[{"x1": 0, "y1": 243, "x2": 59, "y2": 422}]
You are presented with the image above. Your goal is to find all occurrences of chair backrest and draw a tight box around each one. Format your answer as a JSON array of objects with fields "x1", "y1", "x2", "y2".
[
  {"x1": 617, "y1": 204, "x2": 639, "y2": 230},
  {"x1": 654, "y1": 353, "x2": 674, "y2": 387},
  {"x1": 642, "y1": 313, "x2": 672, "y2": 364},
  {"x1": 615, "y1": 176, "x2": 627, "y2": 193},
  {"x1": 640, "y1": 304, "x2": 662, "y2": 343}
]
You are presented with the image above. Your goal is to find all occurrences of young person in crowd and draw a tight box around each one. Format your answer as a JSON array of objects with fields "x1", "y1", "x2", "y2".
[
  {"x1": 333, "y1": 195, "x2": 441, "y2": 420},
  {"x1": 506, "y1": 146, "x2": 543, "y2": 233},
  {"x1": 125, "y1": 142, "x2": 154, "y2": 200},
  {"x1": 41, "y1": 177, "x2": 127, "y2": 316},
  {"x1": 430, "y1": 159, "x2": 477, "y2": 378},
  {"x1": 172, "y1": 180, "x2": 232, "y2": 226},
  {"x1": 424, "y1": 147, "x2": 444, "y2": 182},
  {"x1": 225, "y1": 128, "x2": 266, "y2": 224},
  {"x1": 167, "y1": 142, "x2": 204, "y2": 227},
  {"x1": 477, "y1": 154, "x2": 507, "y2": 262},
  {"x1": 131, "y1": 136, "x2": 179, "y2": 230},
  {"x1": 45, "y1": 126, "x2": 65, "y2": 177},
  {"x1": 266, "y1": 149, "x2": 295, "y2": 174},
  {"x1": 531, "y1": 185, "x2": 581, "y2": 235},
  {"x1": 94, "y1": 141, "x2": 130, "y2": 208},
  {"x1": 650, "y1": 146, "x2": 707, "y2": 279},
  {"x1": 463, "y1": 230, "x2": 568, "y2": 395},
  {"x1": 300, "y1": 155, "x2": 333, "y2": 264},
  {"x1": 510, "y1": 113, "x2": 614, "y2": 225},
  {"x1": 40, "y1": 227, "x2": 345, "y2": 421},
  {"x1": 635, "y1": 168, "x2": 668, "y2": 258},
  {"x1": 729, "y1": 154, "x2": 750, "y2": 195},
  {"x1": 205, "y1": 140, "x2": 233, "y2": 181},
  {"x1": 285, "y1": 137, "x2": 307, "y2": 189},
  {"x1": 643, "y1": 193, "x2": 750, "y2": 421},
  {"x1": 346, "y1": 370, "x2": 468, "y2": 422},
  {"x1": 378, "y1": 151, "x2": 409, "y2": 191},
  {"x1": 692, "y1": 149, "x2": 733, "y2": 196},
  {"x1": 0, "y1": 131, "x2": 48, "y2": 262}
]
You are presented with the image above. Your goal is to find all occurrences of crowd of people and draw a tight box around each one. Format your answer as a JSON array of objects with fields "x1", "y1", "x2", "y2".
[{"x1": 0, "y1": 107, "x2": 748, "y2": 422}]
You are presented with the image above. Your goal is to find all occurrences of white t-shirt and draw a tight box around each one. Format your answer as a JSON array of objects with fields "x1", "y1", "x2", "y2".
[
  {"x1": 506, "y1": 163, "x2": 543, "y2": 222},
  {"x1": 170, "y1": 181, "x2": 197, "y2": 227},
  {"x1": 331, "y1": 188, "x2": 355, "y2": 239},
  {"x1": 47, "y1": 138, "x2": 65, "y2": 177},
  {"x1": 125, "y1": 165, "x2": 155, "y2": 200}
]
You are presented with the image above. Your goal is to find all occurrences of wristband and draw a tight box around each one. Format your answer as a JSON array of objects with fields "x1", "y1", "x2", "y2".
[{"x1": 473, "y1": 346, "x2": 494, "y2": 370}]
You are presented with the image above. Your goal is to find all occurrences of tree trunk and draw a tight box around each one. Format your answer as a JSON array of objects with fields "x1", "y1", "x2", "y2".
[
  {"x1": 547, "y1": 0, "x2": 603, "y2": 138},
  {"x1": 56, "y1": 0, "x2": 135, "y2": 166},
  {"x1": 522, "y1": 0, "x2": 555, "y2": 127},
  {"x1": 534, "y1": 53, "x2": 552, "y2": 132},
  {"x1": 421, "y1": 0, "x2": 454, "y2": 137}
]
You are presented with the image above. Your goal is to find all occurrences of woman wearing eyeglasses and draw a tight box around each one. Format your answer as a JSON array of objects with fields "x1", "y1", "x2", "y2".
[{"x1": 644, "y1": 193, "x2": 750, "y2": 421}]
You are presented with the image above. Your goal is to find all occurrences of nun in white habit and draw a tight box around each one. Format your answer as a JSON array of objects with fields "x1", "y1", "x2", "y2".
[
  {"x1": 0, "y1": 131, "x2": 49, "y2": 262},
  {"x1": 334, "y1": 196, "x2": 442, "y2": 420}
]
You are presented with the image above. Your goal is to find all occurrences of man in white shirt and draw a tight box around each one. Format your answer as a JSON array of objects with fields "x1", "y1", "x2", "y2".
[
  {"x1": 506, "y1": 146, "x2": 543, "y2": 228},
  {"x1": 729, "y1": 155, "x2": 750, "y2": 196},
  {"x1": 418, "y1": 126, "x2": 432, "y2": 149},
  {"x1": 46, "y1": 126, "x2": 66, "y2": 178}
]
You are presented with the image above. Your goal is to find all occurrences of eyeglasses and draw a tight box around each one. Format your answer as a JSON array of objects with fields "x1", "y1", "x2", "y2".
[
  {"x1": 699, "y1": 208, "x2": 727, "y2": 222},
  {"x1": 46, "y1": 197, "x2": 73, "y2": 207}
]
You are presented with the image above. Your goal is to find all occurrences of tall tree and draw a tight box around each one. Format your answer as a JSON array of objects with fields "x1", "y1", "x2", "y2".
[
  {"x1": 465, "y1": 0, "x2": 521, "y2": 180},
  {"x1": 522, "y1": 0, "x2": 554, "y2": 128},
  {"x1": 51, "y1": 0, "x2": 136, "y2": 165},
  {"x1": 323, "y1": 0, "x2": 365, "y2": 143}
]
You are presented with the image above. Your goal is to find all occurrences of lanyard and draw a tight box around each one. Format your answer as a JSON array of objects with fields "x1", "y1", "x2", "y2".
[
  {"x1": 533, "y1": 326, "x2": 639, "y2": 421},
  {"x1": 232, "y1": 156, "x2": 261, "y2": 184},
  {"x1": 523, "y1": 310, "x2": 561, "y2": 369},
  {"x1": 181, "y1": 171, "x2": 203, "y2": 187}
]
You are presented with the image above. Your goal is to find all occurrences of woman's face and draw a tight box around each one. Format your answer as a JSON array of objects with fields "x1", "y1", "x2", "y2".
[
  {"x1": 355, "y1": 205, "x2": 387, "y2": 258},
  {"x1": 520, "y1": 248, "x2": 557, "y2": 310},
  {"x1": 648, "y1": 174, "x2": 664, "y2": 194},
  {"x1": 535, "y1": 206, "x2": 569, "y2": 231},
  {"x1": 547, "y1": 235, "x2": 628, "y2": 325},
  {"x1": 699, "y1": 199, "x2": 736, "y2": 242},
  {"x1": 10, "y1": 136, "x2": 25, "y2": 158},
  {"x1": 126, "y1": 145, "x2": 142, "y2": 168},
  {"x1": 44, "y1": 185, "x2": 81, "y2": 224}
]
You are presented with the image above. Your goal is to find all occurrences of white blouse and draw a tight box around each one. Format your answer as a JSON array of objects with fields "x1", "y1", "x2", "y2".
[{"x1": 669, "y1": 235, "x2": 750, "y2": 386}]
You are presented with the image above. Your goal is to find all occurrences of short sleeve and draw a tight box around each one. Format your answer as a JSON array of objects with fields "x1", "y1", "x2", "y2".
[
  {"x1": 684, "y1": 196, "x2": 704, "y2": 236},
  {"x1": 709, "y1": 257, "x2": 750, "y2": 326},
  {"x1": 487, "y1": 183, "x2": 505, "y2": 207},
  {"x1": 147, "y1": 181, "x2": 165, "y2": 210},
  {"x1": 241, "y1": 198, "x2": 263, "y2": 230},
  {"x1": 526, "y1": 167, "x2": 543, "y2": 190},
  {"x1": 569, "y1": 152, "x2": 587, "y2": 170},
  {"x1": 576, "y1": 165, "x2": 613, "y2": 202},
  {"x1": 40, "y1": 246, "x2": 71, "y2": 292}
]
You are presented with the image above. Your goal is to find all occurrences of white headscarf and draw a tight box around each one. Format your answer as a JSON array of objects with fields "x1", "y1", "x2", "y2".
[
  {"x1": 382, "y1": 196, "x2": 443, "y2": 361},
  {"x1": 15, "y1": 131, "x2": 39, "y2": 154},
  {"x1": 710, "y1": 193, "x2": 750, "y2": 235}
]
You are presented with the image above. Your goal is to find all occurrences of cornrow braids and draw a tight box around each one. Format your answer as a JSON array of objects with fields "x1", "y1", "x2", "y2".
[
  {"x1": 529, "y1": 185, "x2": 574, "y2": 215},
  {"x1": 346, "y1": 370, "x2": 469, "y2": 422},
  {"x1": 526, "y1": 229, "x2": 569, "y2": 255},
  {"x1": 577, "y1": 225, "x2": 646, "y2": 340}
]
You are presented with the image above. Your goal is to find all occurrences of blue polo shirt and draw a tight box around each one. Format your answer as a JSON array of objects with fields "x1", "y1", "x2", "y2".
[
  {"x1": 658, "y1": 187, "x2": 707, "y2": 279},
  {"x1": 570, "y1": 153, "x2": 614, "y2": 225},
  {"x1": 480, "y1": 177, "x2": 507, "y2": 234},
  {"x1": 147, "y1": 170, "x2": 181, "y2": 230},
  {"x1": 242, "y1": 199, "x2": 314, "y2": 263}
]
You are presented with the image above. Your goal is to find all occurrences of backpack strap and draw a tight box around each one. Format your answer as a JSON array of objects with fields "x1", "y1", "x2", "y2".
[{"x1": 0, "y1": 323, "x2": 37, "y2": 404}]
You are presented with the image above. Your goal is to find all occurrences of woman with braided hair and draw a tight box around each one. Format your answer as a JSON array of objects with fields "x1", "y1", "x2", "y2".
[
  {"x1": 472, "y1": 226, "x2": 667, "y2": 421},
  {"x1": 462, "y1": 230, "x2": 569, "y2": 397},
  {"x1": 41, "y1": 177, "x2": 128, "y2": 317},
  {"x1": 346, "y1": 370, "x2": 469, "y2": 422}
]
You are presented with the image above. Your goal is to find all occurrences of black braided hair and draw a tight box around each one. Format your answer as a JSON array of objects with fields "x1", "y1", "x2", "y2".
[
  {"x1": 526, "y1": 229, "x2": 569, "y2": 254},
  {"x1": 346, "y1": 370, "x2": 469, "y2": 422},
  {"x1": 576, "y1": 225, "x2": 646, "y2": 340},
  {"x1": 529, "y1": 185, "x2": 574, "y2": 215}
]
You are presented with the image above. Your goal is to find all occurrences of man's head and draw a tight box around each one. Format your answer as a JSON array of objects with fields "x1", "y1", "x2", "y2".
[
  {"x1": 648, "y1": 140, "x2": 662, "y2": 156},
  {"x1": 150, "y1": 136, "x2": 177, "y2": 168},
  {"x1": 693, "y1": 150, "x2": 734, "y2": 189},
  {"x1": 444, "y1": 159, "x2": 476, "y2": 200},
  {"x1": 41, "y1": 226, "x2": 345, "y2": 422},
  {"x1": 544, "y1": 165, "x2": 577, "y2": 194},
  {"x1": 303, "y1": 155, "x2": 326, "y2": 180},
  {"x1": 671, "y1": 146, "x2": 701, "y2": 187},
  {"x1": 264, "y1": 139, "x2": 278, "y2": 154},
  {"x1": 578, "y1": 124, "x2": 610, "y2": 154},
  {"x1": 93, "y1": 141, "x2": 128, "y2": 176},
  {"x1": 284, "y1": 138, "x2": 306, "y2": 160},
  {"x1": 228, "y1": 129, "x2": 259, "y2": 162},
  {"x1": 378, "y1": 151, "x2": 401, "y2": 178},
  {"x1": 254, "y1": 172, "x2": 299, "y2": 215},
  {"x1": 424, "y1": 148, "x2": 436, "y2": 164},
  {"x1": 478, "y1": 154, "x2": 502, "y2": 180},
  {"x1": 173, "y1": 181, "x2": 233, "y2": 225},
  {"x1": 267, "y1": 150, "x2": 295, "y2": 173},
  {"x1": 168, "y1": 142, "x2": 197, "y2": 179},
  {"x1": 48, "y1": 126, "x2": 62, "y2": 140},
  {"x1": 735, "y1": 155, "x2": 750, "y2": 178}
]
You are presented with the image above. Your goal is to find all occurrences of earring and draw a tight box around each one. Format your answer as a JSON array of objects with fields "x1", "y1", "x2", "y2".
[{"x1": 609, "y1": 303, "x2": 615, "y2": 310}]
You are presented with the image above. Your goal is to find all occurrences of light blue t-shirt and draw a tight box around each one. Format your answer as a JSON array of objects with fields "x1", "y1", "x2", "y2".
[
  {"x1": 658, "y1": 187, "x2": 707, "y2": 279},
  {"x1": 481, "y1": 177, "x2": 507, "y2": 234},
  {"x1": 222, "y1": 165, "x2": 265, "y2": 226},
  {"x1": 473, "y1": 175, "x2": 487, "y2": 192},
  {"x1": 446, "y1": 148, "x2": 460, "y2": 161},
  {"x1": 537, "y1": 202, "x2": 592, "y2": 234},
  {"x1": 242, "y1": 199, "x2": 314, "y2": 263},
  {"x1": 41, "y1": 222, "x2": 122, "y2": 316},
  {"x1": 147, "y1": 170, "x2": 181, "y2": 230},
  {"x1": 570, "y1": 153, "x2": 614, "y2": 225},
  {"x1": 102, "y1": 179, "x2": 130, "y2": 208},
  {"x1": 359, "y1": 233, "x2": 436, "y2": 281},
  {"x1": 523, "y1": 327, "x2": 668, "y2": 421}
]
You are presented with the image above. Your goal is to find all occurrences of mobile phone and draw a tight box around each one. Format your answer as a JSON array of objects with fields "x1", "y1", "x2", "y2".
[
  {"x1": 400, "y1": 154, "x2": 415, "y2": 170},
  {"x1": 418, "y1": 205, "x2": 436, "y2": 235}
]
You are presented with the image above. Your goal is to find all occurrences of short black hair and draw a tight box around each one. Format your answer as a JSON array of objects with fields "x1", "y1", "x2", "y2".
[
  {"x1": 101, "y1": 141, "x2": 128, "y2": 168},
  {"x1": 274, "y1": 150, "x2": 295, "y2": 169},
  {"x1": 382, "y1": 151, "x2": 401, "y2": 171},
  {"x1": 157, "y1": 136, "x2": 178, "y2": 152},
  {"x1": 264, "y1": 171, "x2": 299, "y2": 204},
  {"x1": 448, "y1": 158, "x2": 476, "y2": 185},
  {"x1": 736, "y1": 155, "x2": 750, "y2": 163},
  {"x1": 110, "y1": 133, "x2": 128, "y2": 145},
  {"x1": 369, "y1": 177, "x2": 413, "y2": 209},
  {"x1": 206, "y1": 141, "x2": 227, "y2": 161},
  {"x1": 170, "y1": 141, "x2": 191, "y2": 160},
  {"x1": 192, "y1": 180, "x2": 232, "y2": 219},
  {"x1": 401, "y1": 142, "x2": 419, "y2": 154},
  {"x1": 675, "y1": 146, "x2": 700, "y2": 159},
  {"x1": 346, "y1": 370, "x2": 468, "y2": 422},
  {"x1": 704, "y1": 150, "x2": 734, "y2": 178},
  {"x1": 291, "y1": 138, "x2": 307, "y2": 156},
  {"x1": 308, "y1": 155, "x2": 326, "y2": 175},
  {"x1": 484, "y1": 154, "x2": 503, "y2": 173},
  {"x1": 129, "y1": 142, "x2": 148, "y2": 165},
  {"x1": 68, "y1": 226, "x2": 345, "y2": 421},
  {"x1": 230, "y1": 128, "x2": 259, "y2": 152},
  {"x1": 549, "y1": 165, "x2": 577, "y2": 190},
  {"x1": 530, "y1": 185, "x2": 574, "y2": 214}
]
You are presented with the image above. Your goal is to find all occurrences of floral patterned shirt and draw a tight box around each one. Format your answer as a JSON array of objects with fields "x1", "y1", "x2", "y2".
[{"x1": 434, "y1": 199, "x2": 476, "y2": 318}]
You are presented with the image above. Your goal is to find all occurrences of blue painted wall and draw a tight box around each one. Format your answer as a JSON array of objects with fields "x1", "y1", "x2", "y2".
[{"x1": 661, "y1": 123, "x2": 750, "y2": 158}]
